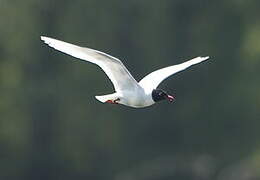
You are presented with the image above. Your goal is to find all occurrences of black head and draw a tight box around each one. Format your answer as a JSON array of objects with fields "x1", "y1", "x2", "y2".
[{"x1": 152, "y1": 89, "x2": 174, "y2": 102}]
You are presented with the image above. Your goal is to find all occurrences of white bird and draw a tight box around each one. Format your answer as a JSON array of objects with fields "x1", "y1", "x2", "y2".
[{"x1": 41, "y1": 36, "x2": 209, "y2": 108}]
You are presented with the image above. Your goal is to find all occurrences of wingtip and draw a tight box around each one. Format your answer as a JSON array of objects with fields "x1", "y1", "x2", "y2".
[
  {"x1": 200, "y1": 56, "x2": 210, "y2": 61},
  {"x1": 40, "y1": 36, "x2": 53, "y2": 43},
  {"x1": 40, "y1": 36, "x2": 46, "y2": 40},
  {"x1": 40, "y1": 36, "x2": 49, "y2": 44}
]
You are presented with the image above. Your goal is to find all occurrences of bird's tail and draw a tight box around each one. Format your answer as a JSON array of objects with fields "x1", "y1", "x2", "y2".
[{"x1": 95, "y1": 93, "x2": 118, "y2": 103}]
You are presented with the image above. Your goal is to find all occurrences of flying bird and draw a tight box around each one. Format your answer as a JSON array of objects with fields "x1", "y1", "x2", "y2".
[{"x1": 41, "y1": 36, "x2": 209, "y2": 108}]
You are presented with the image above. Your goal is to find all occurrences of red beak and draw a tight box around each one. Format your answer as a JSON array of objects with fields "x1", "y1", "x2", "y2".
[{"x1": 167, "y1": 95, "x2": 175, "y2": 102}]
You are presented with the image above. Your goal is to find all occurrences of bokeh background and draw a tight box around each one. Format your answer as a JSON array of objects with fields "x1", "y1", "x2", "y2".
[{"x1": 1, "y1": 0, "x2": 260, "y2": 180}]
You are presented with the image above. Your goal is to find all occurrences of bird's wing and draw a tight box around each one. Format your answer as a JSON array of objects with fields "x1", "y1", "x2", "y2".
[
  {"x1": 41, "y1": 36, "x2": 140, "y2": 92},
  {"x1": 139, "y1": 56, "x2": 209, "y2": 92}
]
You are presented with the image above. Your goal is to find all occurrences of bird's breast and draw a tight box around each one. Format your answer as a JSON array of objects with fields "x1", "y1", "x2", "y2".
[{"x1": 120, "y1": 90, "x2": 154, "y2": 108}]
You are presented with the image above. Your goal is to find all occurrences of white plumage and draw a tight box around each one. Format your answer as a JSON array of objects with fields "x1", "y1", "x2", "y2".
[{"x1": 41, "y1": 36, "x2": 209, "y2": 108}]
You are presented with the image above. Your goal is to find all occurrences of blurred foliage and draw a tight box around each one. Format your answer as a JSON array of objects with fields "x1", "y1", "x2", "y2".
[{"x1": 0, "y1": 0, "x2": 260, "y2": 180}]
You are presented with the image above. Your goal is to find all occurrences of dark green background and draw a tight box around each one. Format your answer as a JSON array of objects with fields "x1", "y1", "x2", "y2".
[{"x1": 1, "y1": 0, "x2": 260, "y2": 179}]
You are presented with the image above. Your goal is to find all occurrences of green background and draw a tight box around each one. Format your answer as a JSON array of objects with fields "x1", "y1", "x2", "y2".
[{"x1": 0, "y1": 0, "x2": 260, "y2": 179}]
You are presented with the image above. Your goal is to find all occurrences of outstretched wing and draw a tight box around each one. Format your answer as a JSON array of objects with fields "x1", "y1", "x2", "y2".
[
  {"x1": 139, "y1": 56, "x2": 209, "y2": 92},
  {"x1": 41, "y1": 36, "x2": 140, "y2": 92}
]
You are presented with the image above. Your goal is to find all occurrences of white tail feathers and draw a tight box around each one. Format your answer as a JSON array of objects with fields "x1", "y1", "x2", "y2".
[{"x1": 95, "y1": 93, "x2": 119, "y2": 103}]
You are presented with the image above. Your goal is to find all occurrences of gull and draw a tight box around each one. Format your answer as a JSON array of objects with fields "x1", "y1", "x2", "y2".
[{"x1": 41, "y1": 36, "x2": 209, "y2": 108}]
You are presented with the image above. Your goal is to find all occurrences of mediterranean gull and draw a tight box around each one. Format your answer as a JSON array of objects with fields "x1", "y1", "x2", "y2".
[{"x1": 41, "y1": 36, "x2": 209, "y2": 108}]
